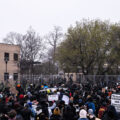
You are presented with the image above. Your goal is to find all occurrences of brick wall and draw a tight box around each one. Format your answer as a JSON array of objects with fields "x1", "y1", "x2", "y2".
[{"x1": 0, "y1": 43, "x2": 20, "y2": 83}]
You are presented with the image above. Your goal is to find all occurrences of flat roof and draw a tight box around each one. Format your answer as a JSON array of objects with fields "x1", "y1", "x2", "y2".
[{"x1": 0, "y1": 43, "x2": 20, "y2": 47}]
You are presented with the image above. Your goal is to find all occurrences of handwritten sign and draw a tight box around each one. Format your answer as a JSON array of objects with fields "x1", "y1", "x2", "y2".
[
  {"x1": 48, "y1": 94, "x2": 58, "y2": 101},
  {"x1": 62, "y1": 95, "x2": 69, "y2": 105},
  {"x1": 111, "y1": 94, "x2": 120, "y2": 112}
]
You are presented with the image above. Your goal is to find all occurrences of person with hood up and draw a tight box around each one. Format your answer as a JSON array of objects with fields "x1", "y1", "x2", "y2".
[{"x1": 78, "y1": 109, "x2": 88, "y2": 120}]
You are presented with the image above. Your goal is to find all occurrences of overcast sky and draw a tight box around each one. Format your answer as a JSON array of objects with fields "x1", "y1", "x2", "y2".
[{"x1": 0, "y1": 0, "x2": 120, "y2": 41}]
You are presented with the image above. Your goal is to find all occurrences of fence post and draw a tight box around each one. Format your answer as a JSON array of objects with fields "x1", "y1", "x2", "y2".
[
  {"x1": 94, "y1": 75, "x2": 95, "y2": 84},
  {"x1": 81, "y1": 74, "x2": 83, "y2": 84}
]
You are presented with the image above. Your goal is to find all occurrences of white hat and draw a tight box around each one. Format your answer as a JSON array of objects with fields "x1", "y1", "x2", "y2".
[{"x1": 79, "y1": 109, "x2": 87, "y2": 118}]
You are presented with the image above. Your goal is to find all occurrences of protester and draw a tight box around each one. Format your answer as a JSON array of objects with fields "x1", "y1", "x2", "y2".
[
  {"x1": 0, "y1": 80, "x2": 119, "y2": 120},
  {"x1": 98, "y1": 102, "x2": 107, "y2": 119},
  {"x1": 86, "y1": 97, "x2": 95, "y2": 113},
  {"x1": 102, "y1": 105, "x2": 119, "y2": 120},
  {"x1": 50, "y1": 107, "x2": 62, "y2": 120},
  {"x1": 8, "y1": 109, "x2": 17, "y2": 120},
  {"x1": 87, "y1": 109, "x2": 95, "y2": 120},
  {"x1": 78, "y1": 109, "x2": 88, "y2": 120}
]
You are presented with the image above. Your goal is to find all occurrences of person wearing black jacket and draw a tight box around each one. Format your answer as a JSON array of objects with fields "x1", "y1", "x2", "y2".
[
  {"x1": 102, "y1": 105, "x2": 119, "y2": 120},
  {"x1": 20, "y1": 104, "x2": 31, "y2": 120},
  {"x1": 50, "y1": 107, "x2": 62, "y2": 120},
  {"x1": 63, "y1": 105, "x2": 75, "y2": 120}
]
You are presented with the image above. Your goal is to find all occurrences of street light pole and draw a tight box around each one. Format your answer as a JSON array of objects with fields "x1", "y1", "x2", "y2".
[
  {"x1": 49, "y1": 60, "x2": 50, "y2": 75},
  {"x1": 48, "y1": 57, "x2": 52, "y2": 74},
  {"x1": 104, "y1": 63, "x2": 108, "y2": 87},
  {"x1": 5, "y1": 58, "x2": 8, "y2": 82},
  {"x1": 5, "y1": 61, "x2": 8, "y2": 73}
]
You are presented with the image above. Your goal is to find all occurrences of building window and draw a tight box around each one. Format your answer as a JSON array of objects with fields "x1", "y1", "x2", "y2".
[
  {"x1": 4, "y1": 53, "x2": 9, "y2": 61},
  {"x1": 13, "y1": 73, "x2": 18, "y2": 81},
  {"x1": 4, "y1": 73, "x2": 9, "y2": 81},
  {"x1": 14, "y1": 53, "x2": 18, "y2": 61}
]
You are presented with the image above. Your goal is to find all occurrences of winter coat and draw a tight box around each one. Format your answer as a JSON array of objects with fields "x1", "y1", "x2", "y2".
[
  {"x1": 86, "y1": 102, "x2": 95, "y2": 113},
  {"x1": 63, "y1": 106, "x2": 75, "y2": 120},
  {"x1": 21, "y1": 107, "x2": 31, "y2": 120},
  {"x1": 78, "y1": 118, "x2": 88, "y2": 120},
  {"x1": 87, "y1": 115, "x2": 96, "y2": 120},
  {"x1": 102, "y1": 105, "x2": 119, "y2": 120},
  {"x1": 98, "y1": 106, "x2": 107, "y2": 119},
  {"x1": 8, "y1": 118, "x2": 16, "y2": 120},
  {"x1": 50, "y1": 115, "x2": 62, "y2": 120}
]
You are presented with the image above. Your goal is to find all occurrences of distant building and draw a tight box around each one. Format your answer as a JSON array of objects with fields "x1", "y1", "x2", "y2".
[{"x1": 0, "y1": 43, "x2": 20, "y2": 84}]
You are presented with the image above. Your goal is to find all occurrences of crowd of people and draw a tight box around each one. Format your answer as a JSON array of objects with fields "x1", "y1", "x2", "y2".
[{"x1": 0, "y1": 80, "x2": 120, "y2": 120}]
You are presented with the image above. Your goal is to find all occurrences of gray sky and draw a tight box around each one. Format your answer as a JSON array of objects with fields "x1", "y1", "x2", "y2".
[{"x1": 0, "y1": 0, "x2": 120, "y2": 40}]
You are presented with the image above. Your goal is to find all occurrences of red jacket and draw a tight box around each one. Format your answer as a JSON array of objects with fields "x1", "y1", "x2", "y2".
[{"x1": 98, "y1": 106, "x2": 107, "y2": 119}]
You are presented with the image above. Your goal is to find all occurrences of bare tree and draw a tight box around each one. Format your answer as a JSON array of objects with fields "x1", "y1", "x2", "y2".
[
  {"x1": 22, "y1": 27, "x2": 43, "y2": 61},
  {"x1": 46, "y1": 26, "x2": 63, "y2": 73},
  {"x1": 3, "y1": 27, "x2": 44, "y2": 76},
  {"x1": 3, "y1": 32, "x2": 23, "y2": 45}
]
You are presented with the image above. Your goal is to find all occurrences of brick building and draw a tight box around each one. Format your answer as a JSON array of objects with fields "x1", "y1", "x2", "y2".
[{"x1": 0, "y1": 43, "x2": 20, "y2": 84}]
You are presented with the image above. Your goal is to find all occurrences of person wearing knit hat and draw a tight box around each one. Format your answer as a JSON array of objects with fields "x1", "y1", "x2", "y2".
[
  {"x1": 19, "y1": 94, "x2": 24, "y2": 99},
  {"x1": 87, "y1": 109, "x2": 96, "y2": 120},
  {"x1": 78, "y1": 109, "x2": 88, "y2": 120},
  {"x1": 88, "y1": 109, "x2": 94, "y2": 116}
]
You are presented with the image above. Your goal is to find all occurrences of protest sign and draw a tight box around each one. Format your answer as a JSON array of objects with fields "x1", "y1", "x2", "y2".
[
  {"x1": 111, "y1": 94, "x2": 120, "y2": 112},
  {"x1": 48, "y1": 94, "x2": 58, "y2": 101},
  {"x1": 62, "y1": 95, "x2": 69, "y2": 105}
]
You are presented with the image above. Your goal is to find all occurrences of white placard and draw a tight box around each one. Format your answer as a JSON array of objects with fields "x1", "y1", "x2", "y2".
[
  {"x1": 62, "y1": 95, "x2": 69, "y2": 105},
  {"x1": 48, "y1": 94, "x2": 58, "y2": 101},
  {"x1": 111, "y1": 94, "x2": 120, "y2": 112}
]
